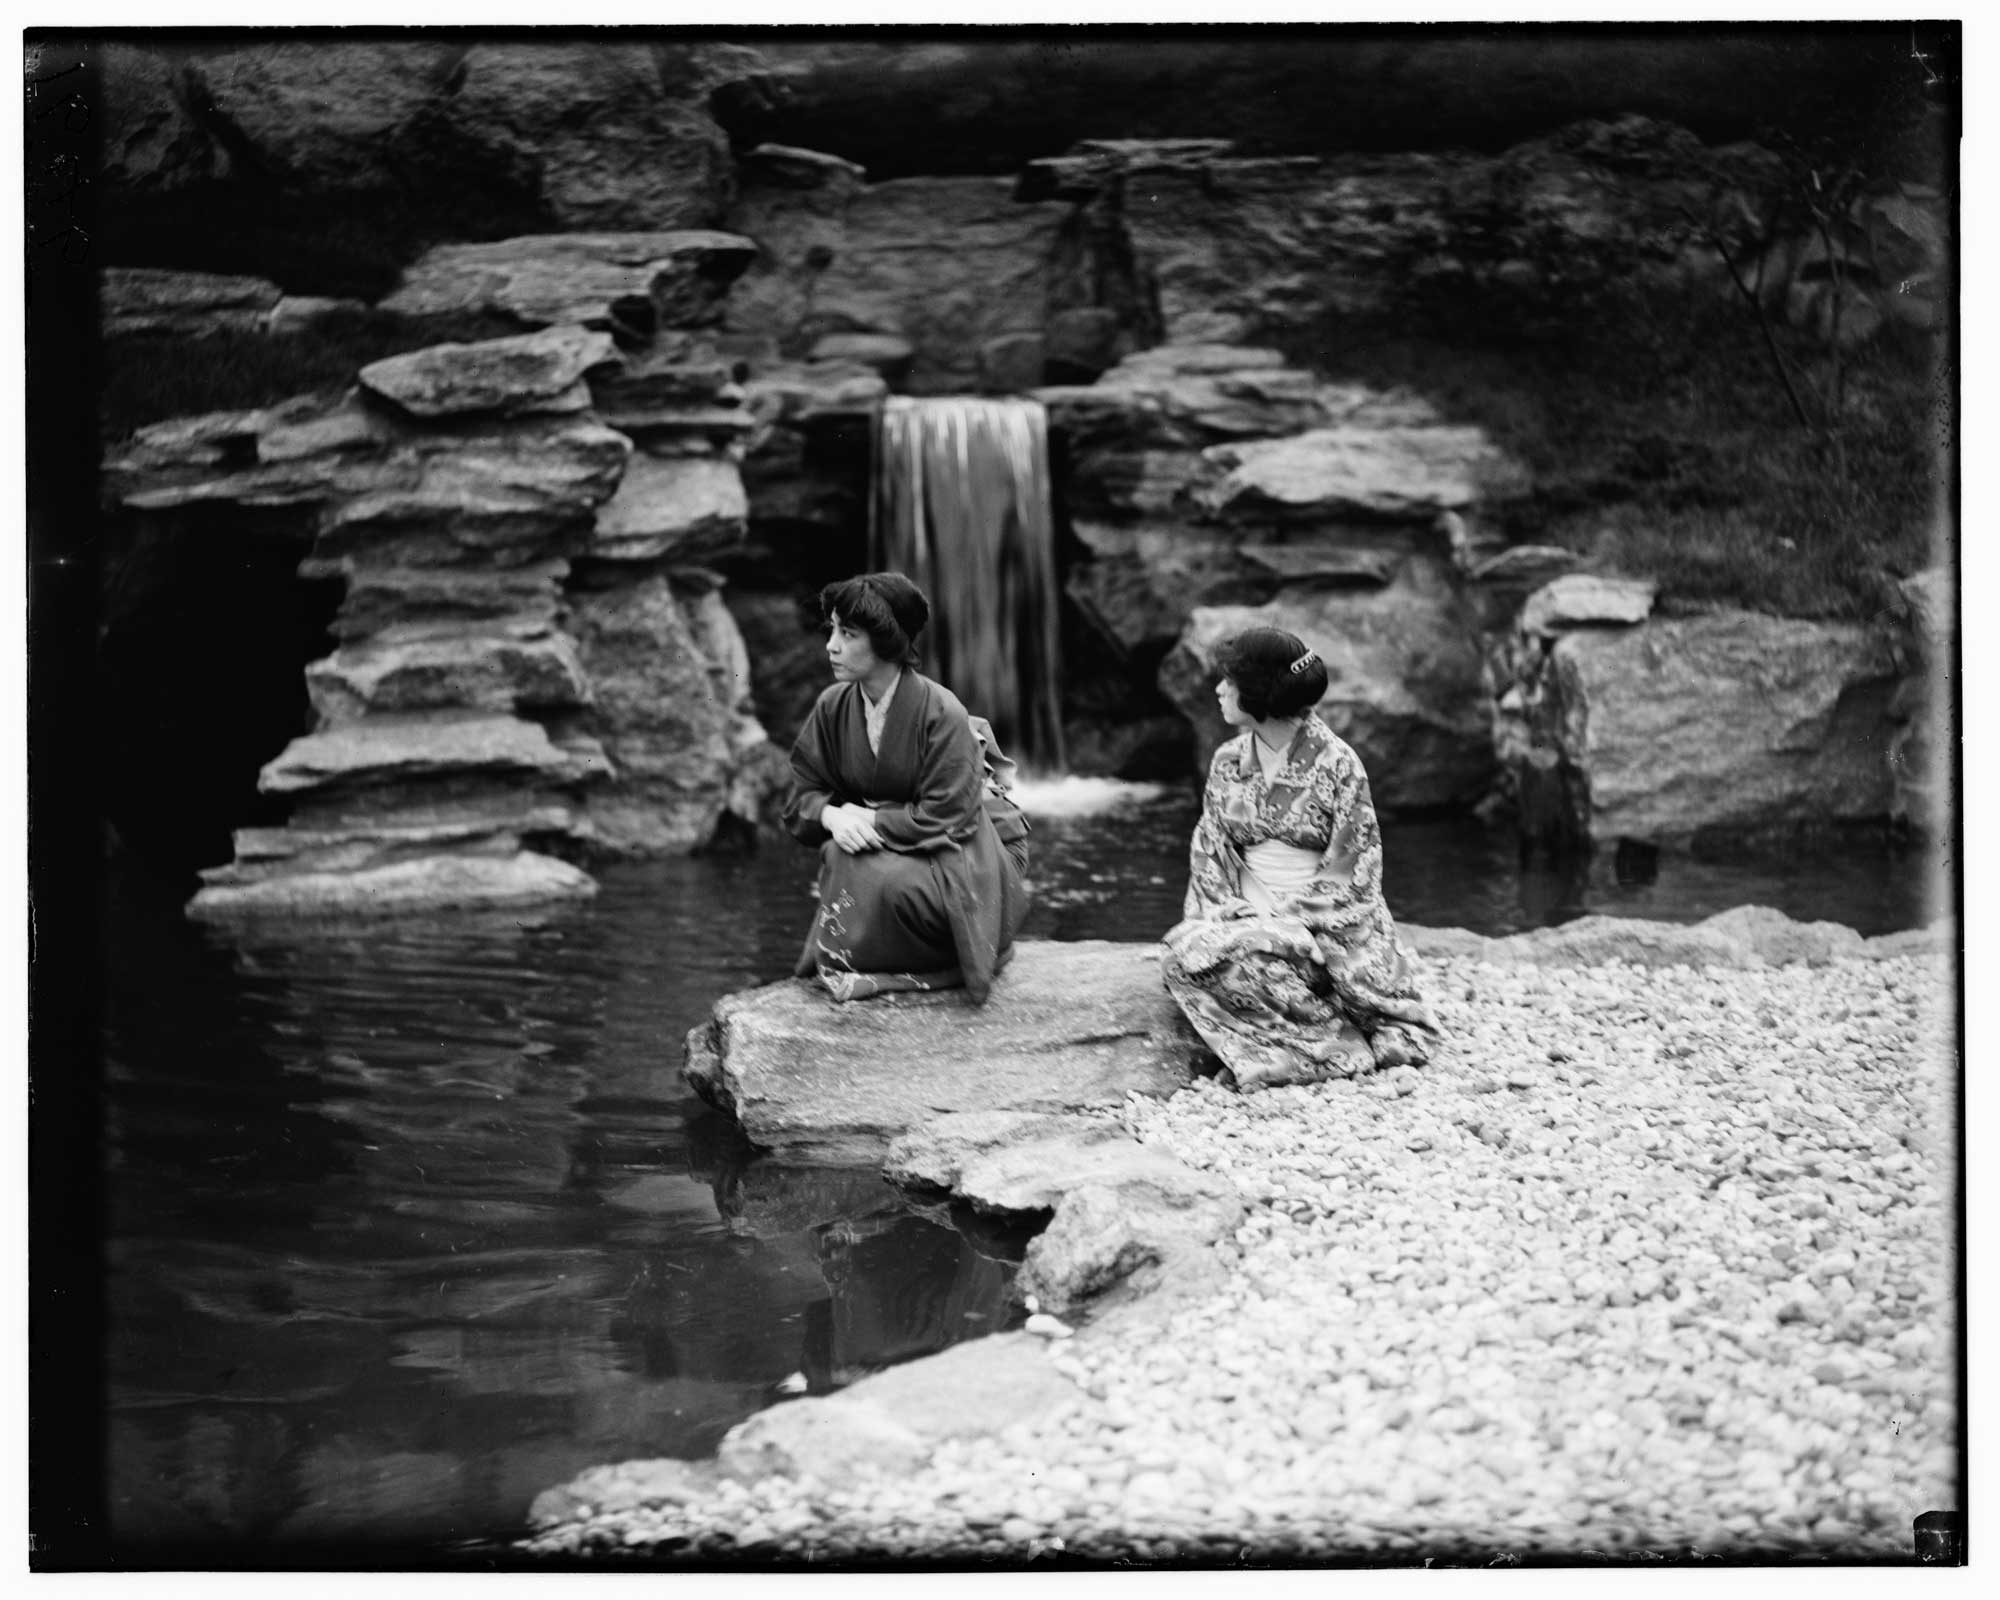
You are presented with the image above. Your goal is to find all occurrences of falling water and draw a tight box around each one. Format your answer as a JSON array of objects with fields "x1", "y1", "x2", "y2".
[{"x1": 871, "y1": 397, "x2": 1066, "y2": 772}]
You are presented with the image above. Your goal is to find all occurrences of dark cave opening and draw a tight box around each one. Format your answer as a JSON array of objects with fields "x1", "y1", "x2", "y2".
[{"x1": 97, "y1": 508, "x2": 345, "y2": 888}]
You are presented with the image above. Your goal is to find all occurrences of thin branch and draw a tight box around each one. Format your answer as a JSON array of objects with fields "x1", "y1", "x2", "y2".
[{"x1": 1692, "y1": 206, "x2": 1815, "y2": 432}]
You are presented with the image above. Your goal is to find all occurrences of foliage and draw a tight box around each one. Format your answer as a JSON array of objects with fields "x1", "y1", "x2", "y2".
[{"x1": 1277, "y1": 281, "x2": 1943, "y2": 621}]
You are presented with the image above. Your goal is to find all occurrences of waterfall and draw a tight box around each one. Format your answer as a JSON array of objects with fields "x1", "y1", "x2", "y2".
[{"x1": 871, "y1": 397, "x2": 1066, "y2": 772}]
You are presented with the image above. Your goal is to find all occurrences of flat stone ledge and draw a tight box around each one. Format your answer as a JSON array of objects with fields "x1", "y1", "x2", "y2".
[
  {"x1": 683, "y1": 939, "x2": 1207, "y2": 1167},
  {"x1": 187, "y1": 851, "x2": 596, "y2": 921}
]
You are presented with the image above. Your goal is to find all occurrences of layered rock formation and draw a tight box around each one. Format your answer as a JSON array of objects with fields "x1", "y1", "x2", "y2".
[
  {"x1": 1498, "y1": 585, "x2": 1912, "y2": 851},
  {"x1": 101, "y1": 41, "x2": 741, "y2": 250},
  {"x1": 1043, "y1": 344, "x2": 1521, "y2": 808},
  {"x1": 94, "y1": 57, "x2": 1950, "y2": 864},
  {"x1": 102, "y1": 235, "x2": 792, "y2": 916}
]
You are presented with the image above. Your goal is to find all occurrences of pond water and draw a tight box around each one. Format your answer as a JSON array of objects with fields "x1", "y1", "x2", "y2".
[{"x1": 100, "y1": 786, "x2": 1939, "y2": 1563}]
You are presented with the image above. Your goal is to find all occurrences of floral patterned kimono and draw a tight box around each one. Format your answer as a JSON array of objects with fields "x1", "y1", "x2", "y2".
[
  {"x1": 1161, "y1": 714, "x2": 1437, "y2": 1089},
  {"x1": 784, "y1": 671, "x2": 1030, "y2": 1003}
]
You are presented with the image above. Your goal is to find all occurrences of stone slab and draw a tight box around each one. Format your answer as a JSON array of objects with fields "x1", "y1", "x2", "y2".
[
  {"x1": 187, "y1": 850, "x2": 596, "y2": 920},
  {"x1": 683, "y1": 940, "x2": 1205, "y2": 1165}
]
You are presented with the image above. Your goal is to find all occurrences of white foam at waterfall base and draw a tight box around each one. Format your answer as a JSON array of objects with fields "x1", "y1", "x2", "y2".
[{"x1": 1008, "y1": 776, "x2": 1168, "y2": 819}]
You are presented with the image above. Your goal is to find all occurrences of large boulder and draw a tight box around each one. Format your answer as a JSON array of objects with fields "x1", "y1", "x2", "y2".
[
  {"x1": 99, "y1": 42, "x2": 231, "y2": 197},
  {"x1": 684, "y1": 941, "x2": 1207, "y2": 1166},
  {"x1": 1518, "y1": 610, "x2": 1904, "y2": 846},
  {"x1": 1159, "y1": 568, "x2": 1497, "y2": 811},
  {"x1": 444, "y1": 43, "x2": 735, "y2": 230},
  {"x1": 567, "y1": 572, "x2": 779, "y2": 855},
  {"x1": 191, "y1": 39, "x2": 461, "y2": 188},
  {"x1": 726, "y1": 175, "x2": 1070, "y2": 392},
  {"x1": 719, "y1": 143, "x2": 871, "y2": 363}
]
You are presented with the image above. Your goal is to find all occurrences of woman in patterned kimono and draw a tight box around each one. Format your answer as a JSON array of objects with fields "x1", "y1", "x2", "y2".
[
  {"x1": 783, "y1": 572, "x2": 1031, "y2": 1003},
  {"x1": 1161, "y1": 627, "x2": 1438, "y2": 1089}
]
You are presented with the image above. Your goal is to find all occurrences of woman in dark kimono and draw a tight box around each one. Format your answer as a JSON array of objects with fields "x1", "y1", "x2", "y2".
[
  {"x1": 1161, "y1": 626, "x2": 1439, "y2": 1089},
  {"x1": 784, "y1": 573, "x2": 1031, "y2": 1003}
]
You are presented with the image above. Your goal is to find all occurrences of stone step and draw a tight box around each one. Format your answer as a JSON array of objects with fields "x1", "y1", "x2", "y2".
[
  {"x1": 203, "y1": 802, "x2": 577, "y2": 885},
  {"x1": 187, "y1": 850, "x2": 596, "y2": 921}
]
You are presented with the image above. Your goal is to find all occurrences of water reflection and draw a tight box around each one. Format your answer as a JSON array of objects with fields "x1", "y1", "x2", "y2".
[
  {"x1": 103, "y1": 861, "x2": 1029, "y2": 1559},
  {"x1": 101, "y1": 789, "x2": 1936, "y2": 1559}
]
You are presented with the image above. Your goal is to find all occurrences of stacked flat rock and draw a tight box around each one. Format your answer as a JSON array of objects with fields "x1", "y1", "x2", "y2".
[
  {"x1": 526, "y1": 912, "x2": 1957, "y2": 1562},
  {"x1": 571, "y1": 327, "x2": 782, "y2": 856},
  {"x1": 164, "y1": 326, "x2": 633, "y2": 918},
  {"x1": 1035, "y1": 344, "x2": 1522, "y2": 810},
  {"x1": 104, "y1": 303, "x2": 782, "y2": 916}
]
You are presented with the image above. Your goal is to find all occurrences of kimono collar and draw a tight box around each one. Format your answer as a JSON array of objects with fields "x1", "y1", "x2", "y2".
[
  {"x1": 1233, "y1": 713, "x2": 1324, "y2": 780},
  {"x1": 860, "y1": 667, "x2": 903, "y2": 744},
  {"x1": 859, "y1": 666, "x2": 903, "y2": 712}
]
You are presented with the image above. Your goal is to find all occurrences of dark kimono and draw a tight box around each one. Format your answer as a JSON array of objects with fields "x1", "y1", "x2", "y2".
[
  {"x1": 1160, "y1": 714, "x2": 1438, "y2": 1088},
  {"x1": 784, "y1": 671, "x2": 1030, "y2": 1003}
]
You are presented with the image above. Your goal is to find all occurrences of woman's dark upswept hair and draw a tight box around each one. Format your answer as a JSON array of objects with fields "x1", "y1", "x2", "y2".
[
  {"x1": 1215, "y1": 626, "x2": 1329, "y2": 721},
  {"x1": 817, "y1": 571, "x2": 932, "y2": 668}
]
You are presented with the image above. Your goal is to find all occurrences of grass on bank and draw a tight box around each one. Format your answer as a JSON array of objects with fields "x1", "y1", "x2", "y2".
[{"x1": 1280, "y1": 284, "x2": 1946, "y2": 622}]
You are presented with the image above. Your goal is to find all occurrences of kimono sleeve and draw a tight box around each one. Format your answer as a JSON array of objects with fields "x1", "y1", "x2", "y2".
[
  {"x1": 782, "y1": 690, "x2": 847, "y2": 846},
  {"x1": 870, "y1": 694, "x2": 985, "y2": 852},
  {"x1": 1182, "y1": 744, "x2": 1255, "y2": 920},
  {"x1": 1295, "y1": 740, "x2": 1392, "y2": 958}
]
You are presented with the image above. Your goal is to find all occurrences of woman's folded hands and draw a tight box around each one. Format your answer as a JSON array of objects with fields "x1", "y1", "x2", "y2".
[{"x1": 825, "y1": 802, "x2": 885, "y2": 855}]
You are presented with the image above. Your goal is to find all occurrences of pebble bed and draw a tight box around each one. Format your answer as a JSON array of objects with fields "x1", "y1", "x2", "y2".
[{"x1": 525, "y1": 950, "x2": 1958, "y2": 1563}]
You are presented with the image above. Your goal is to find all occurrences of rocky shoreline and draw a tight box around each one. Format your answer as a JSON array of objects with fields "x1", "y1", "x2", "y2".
[{"x1": 522, "y1": 909, "x2": 1958, "y2": 1564}]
